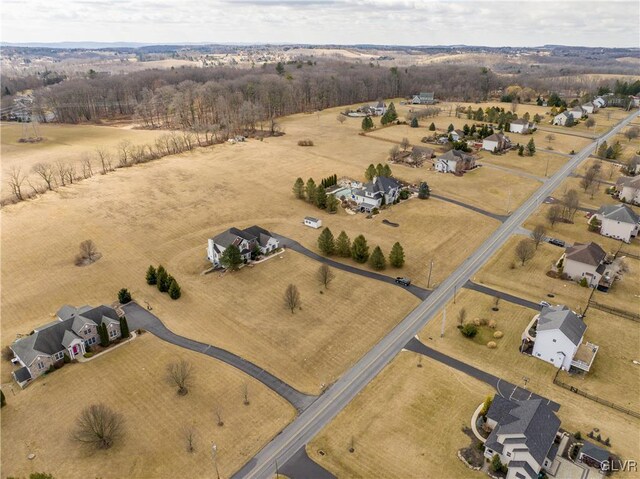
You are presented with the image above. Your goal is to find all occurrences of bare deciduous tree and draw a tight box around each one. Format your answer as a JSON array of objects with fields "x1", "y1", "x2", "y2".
[
  {"x1": 389, "y1": 145, "x2": 400, "y2": 162},
  {"x1": 214, "y1": 405, "x2": 224, "y2": 427},
  {"x1": 183, "y1": 425, "x2": 196, "y2": 453},
  {"x1": 95, "y1": 147, "x2": 112, "y2": 174},
  {"x1": 242, "y1": 383, "x2": 250, "y2": 406},
  {"x1": 530, "y1": 224, "x2": 547, "y2": 249},
  {"x1": 337, "y1": 115, "x2": 346, "y2": 124},
  {"x1": 317, "y1": 264, "x2": 335, "y2": 289},
  {"x1": 515, "y1": 239, "x2": 536, "y2": 266},
  {"x1": 77, "y1": 239, "x2": 100, "y2": 265},
  {"x1": 167, "y1": 359, "x2": 193, "y2": 395},
  {"x1": 580, "y1": 164, "x2": 600, "y2": 192},
  {"x1": 72, "y1": 403, "x2": 123, "y2": 449},
  {"x1": 560, "y1": 189, "x2": 580, "y2": 222},
  {"x1": 117, "y1": 140, "x2": 133, "y2": 167},
  {"x1": 8, "y1": 166, "x2": 26, "y2": 201},
  {"x1": 546, "y1": 205, "x2": 563, "y2": 227},
  {"x1": 400, "y1": 137, "x2": 410, "y2": 151},
  {"x1": 32, "y1": 162, "x2": 55, "y2": 190},
  {"x1": 284, "y1": 284, "x2": 301, "y2": 313},
  {"x1": 545, "y1": 134, "x2": 555, "y2": 146},
  {"x1": 457, "y1": 308, "x2": 467, "y2": 326},
  {"x1": 624, "y1": 126, "x2": 639, "y2": 142}
]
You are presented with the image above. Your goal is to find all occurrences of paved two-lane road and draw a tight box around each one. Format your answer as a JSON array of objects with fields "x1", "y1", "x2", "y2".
[{"x1": 233, "y1": 110, "x2": 639, "y2": 479}]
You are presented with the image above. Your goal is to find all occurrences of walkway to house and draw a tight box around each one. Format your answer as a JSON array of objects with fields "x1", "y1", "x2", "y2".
[
  {"x1": 280, "y1": 446, "x2": 337, "y2": 479},
  {"x1": 404, "y1": 337, "x2": 560, "y2": 411},
  {"x1": 76, "y1": 331, "x2": 138, "y2": 363},
  {"x1": 463, "y1": 281, "x2": 541, "y2": 310},
  {"x1": 470, "y1": 402, "x2": 487, "y2": 443},
  {"x1": 272, "y1": 234, "x2": 431, "y2": 300},
  {"x1": 121, "y1": 302, "x2": 317, "y2": 412},
  {"x1": 429, "y1": 193, "x2": 509, "y2": 222}
]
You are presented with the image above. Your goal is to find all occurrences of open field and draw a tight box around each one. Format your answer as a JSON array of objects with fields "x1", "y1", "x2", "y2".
[
  {"x1": 479, "y1": 150, "x2": 567, "y2": 178},
  {"x1": 591, "y1": 255, "x2": 640, "y2": 315},
  {"x1": 0, "y1": 122, "x2": 171, "y2": 198},
  {"x1": 1, "y1": 333, "x2": 294, "y2": 479},
  {"x1": 608, "y1": 131, "x2": 640, "y2": 162},
  {"x1": 419, "y1": 289, "x2": 640, "y2": 471},
  {"x1": 474, "y1": 236, "x2": 593, "y2": 311},
  {"x1": 557, "y1": 308, "x2": 640, "y2": 412},
  {"x1": 308, "y1": 352, "x2": 493, "y2": 479}
]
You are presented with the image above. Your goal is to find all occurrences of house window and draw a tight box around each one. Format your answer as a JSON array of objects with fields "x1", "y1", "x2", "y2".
[
  {"x1": 54, "y1": 351, "x2": 64, "y2": 361},
  {"x1": 507, "y1": 452, "x2": 511, "y2": 457},
  {"x1": 109, "y1": 329, "x2": 118, "y2": 338},
  {"x1": 37, "y1": 361, "x2": 46, "y2": 370}
]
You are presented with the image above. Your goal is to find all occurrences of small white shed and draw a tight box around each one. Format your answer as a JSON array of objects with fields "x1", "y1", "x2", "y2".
[{"x1": 304, "y1": 217, "x2": 322, "y2": 229}]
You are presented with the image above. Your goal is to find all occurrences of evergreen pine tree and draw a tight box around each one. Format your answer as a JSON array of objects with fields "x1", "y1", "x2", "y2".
[
  {"x1": 365, "y1": 164, "x2": 377, "y2": 181},
  {"x1": 382, "y1": 164, "x2": 392, "y2": 177},
  {"x1": 361, "y1": 116, "x2": 374, "y2": 131},
  {"x1": 99, "y1": 323, "x2": 109, "y2": 347},
  {"x1": 168, "y1": 279, "x2": 182, "y2": 300},
  {"x1": 351, "y1": 235, "x2": 370, "y2": 263},
  {"x1": 305, "y1": 178, "x2": 317, "y2": 204},
  {"x1": 293, "y1": 177, "x2": 305, "y2": 199},
  {"x1": 381, "y1": 102, "x2": 398, "y2": 125},
  {"x1": 447, "y1": 123, "x2": 454, "y2": 132},
  {"x1": 326, "y1": 194, "x2": 339, "y2": 213},
  {"x1": 389, "y1": 242, "x2": 405, "y2": 267},
  {"x1": 518, "y1": 145, "x2": 525, "y2": 156},
  {"x1": 410, "y1": 117, "x2": 419, "y2": 128},
  {"x1": 156, "y1": 265, "x2": 168, "y2": 291},
  {"x1": 428, "y1": 122, "x2": 436, "y2": 131},
  {"x1": 335, "y1": 231, "x2": 351, "y2": 257},
  {"x1": 119, "y1": 316, "x2": 130, "y2": 338},
  {"x1": 376, "y1": 163, "x2": 385, "y2": 177},
  {"x1": 117, "y1": 288, "x2": 132, "y2": 304},
  {"x1": 526, "y1": 138, "x2": 536, "y2": 156},
  {"x1": 146, "y1": 265, "x2": 157, "y2": 285},
  {"x1": 418, "y1": 181, "x2": 430, "y2": 199},
  {"x1": 315, "y1": 184, "x2": 327, "y2": 209},
  {"x1": 220, "y1": 245, "x2": 243, "y2": 270},
  {"x1": 369, "y1": 246, "x2": 386, "y2": 270},
  {"x1": 317, "y1": 227, "x2": 335, "y2": 255}
]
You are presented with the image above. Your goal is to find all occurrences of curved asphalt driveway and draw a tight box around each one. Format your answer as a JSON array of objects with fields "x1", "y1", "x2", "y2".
[
  {"x1": 121, "y1": 302, "x2": 316, "y2": 412},
  {"x1": 273, "y1": 234, "x2": 431, "y2": 300}
]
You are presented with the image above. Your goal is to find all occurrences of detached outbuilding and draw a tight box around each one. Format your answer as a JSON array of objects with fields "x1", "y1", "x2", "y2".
[{"x1": 304, "y1": 217, "x2": 322, "y2": 229}]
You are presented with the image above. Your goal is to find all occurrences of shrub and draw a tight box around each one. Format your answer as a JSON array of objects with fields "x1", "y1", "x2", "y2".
[
  {"x1": 145, "y1": 265, "x2": 157, "y2": 285},
  {"x1": 579, "y1": 277, "x2": 589, "y2": 287},
  {"x1": 399, "y1": 189, "x2": 410, "y2": 200},
  {"x1": 491, "y1": 454, "x2": 503, "y2": 473},
  {"x1": 488, "y1": 319, "x2": 497, "y2": 328},
  {"x1": 63, "y1": 353, "x2": 71, "y2": 364},
  {"x1": 84, "y1": 352, "x2": 94, "y2": 358},
  {"x1": 487, "y1": 341, "x2": 497, "y2": 349},
  {"x1": 297, "y1": 139, "x2": 314, "y2": 146},
  {"x1": 574, "y1": 431, "x2": 582, "y2": 440},
  {"x1": 461, "y1": 323, "x2": 478, "y2": 338},
  {"x1": 371, "y1": 207, "x2": 379, "y2": 215},
  {"x1": 493, "y1": 331, "x2": 504, "y2": 339},
  {"x1": 117, "y1": 288, "x2": 132, "y2": 304},
  {"x1": 168, "y1": 280, "x2": 182, "y2": 300}
]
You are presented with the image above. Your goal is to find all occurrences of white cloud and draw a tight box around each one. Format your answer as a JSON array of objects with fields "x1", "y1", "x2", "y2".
[{"x1": 1, "y1": 0, "x2": 638, "y2": 47}]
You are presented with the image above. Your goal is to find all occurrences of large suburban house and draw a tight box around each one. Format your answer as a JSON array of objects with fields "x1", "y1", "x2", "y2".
[
  {"x1": 569, "y1": 106, "x2": 586, "y2": 119},
  {"x1": 553, "y1": 111, "x2": 574, "y2": 126},
  {"x1": 590, "y1": 204, "x2": 640, "y2": 243},
  {"x1": 434, "y1": 149, "x2": 476, "y2": 174},
  {"x1": 593, "y1": 96, "x2": 607, "y2": 108},
  {"x1": 559, "y1": 242, "x2": 608, "y2": 288},
  {"x1": 411, "y1": 92, "x2": 436, "y2": 104},
  {"x1": 350, "y1": 176, "x2": 402, "y2": 213},
  {"x1": 483, "y1": 395, "x2": 561, "y2": 479},
  {"x1": 207, "y1": 225, "x2": 279, "y2": 267},
  {"x1": 615, "y1": 175, "x2": 640, "y2": 204},
  {"x1": 581, "y1": 102, "x2": 598, "y2": 114},
  {"x1": 509, "y1": 119, "x2": 534, "y2": 134},
  {"x1": 10, "y1": 305, "x2": 123, "y2": 387},
  {"x1": 410, "y1": 145, "x2": 435, "y2": 164},
  {"x1": 528, "y1": 305, "x2": 598, "y2": 373},
  {"x1": 482, "y1": 132, "x2": 511, "y2": 152},
  {"x1": 357, "y1": 101, "x2": 387, "y2": 117}
]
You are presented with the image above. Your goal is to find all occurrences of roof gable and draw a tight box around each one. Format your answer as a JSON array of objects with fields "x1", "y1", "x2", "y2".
[
  {"x1": 565, "y1": 242, "x2": 606, "y2": 266},
  {"x1": 537, "y1": 305, "x2": 586, "y2": 345},
  {"x1": 598, "y1": 204, "x2": 640, "y2": 224}
]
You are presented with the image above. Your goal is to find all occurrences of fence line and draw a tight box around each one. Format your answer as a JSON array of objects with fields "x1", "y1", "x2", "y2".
[{"x1": 588, "y1": 300, "x2": 640, "y2": 322}]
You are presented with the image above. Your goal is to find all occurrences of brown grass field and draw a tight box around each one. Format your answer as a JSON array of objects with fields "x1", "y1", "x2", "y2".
[
  {"x1": 308, "y1": 353, "x2": 494, "y2": 479},
  {"x1": 478, "y1": 150, "x2": 567, "y2": 178},
  {"x1": 418, "y1": 289, "x2": 640, "y2": 472},
  {"x1": 0, "y1": 333, "x2": 294, "y2": 479}
]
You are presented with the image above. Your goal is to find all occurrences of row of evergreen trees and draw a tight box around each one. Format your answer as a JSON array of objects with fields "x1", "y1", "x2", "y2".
[
  {"x1": 293, "y1": 177, "x2": 340, "y2": 213},
  {"x1": 517, "y1": 139, "x2": 536, "y2": 156},
  {"x1": 320, "y1": 174, "x2": 337, "y2": 188},
  {"x1": 146, "y1": 265, "x2": 182, "y2": 300},
  {"x1": 317, "y1": 228, "x2": 405, "y2": 270},
  {"x1": 365, "y1": 163, "x2": 392, "y2": 181},
  {"x1": 596, "y1": 140, "x2": 622, "y2": 160}
]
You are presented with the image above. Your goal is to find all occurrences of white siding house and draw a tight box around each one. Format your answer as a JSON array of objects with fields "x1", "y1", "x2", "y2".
[
  {"x1": 560, "y1": 242, "x2": 607, "y2": 287},
  {"x1": 433, "y1": 149, "x2": 476, "y2": 174},
  {"x1": 509, "y1": 119, "x2": 533, "y2": 134},
  {"x1": 482, "y1": 132, "x2": 510, "y2": 152},
  {"x1": 615, "y1": 176, "x2": 640, "y2": 204},
  {"x1": 207, "y1": 226, "x2": 279, "y2": 267},
  {"x1": 553, "y1": 111, "x2": 574, "y2": 126},
  {"x1": 591, "y1": 204, "x2": 640, "y2": 243},
  {"x1": 351, "y1": 176, "x2": 401, "y2": 212},
  {"x1": 581, "y1": 102, "x2": 598, "y2": 114}
]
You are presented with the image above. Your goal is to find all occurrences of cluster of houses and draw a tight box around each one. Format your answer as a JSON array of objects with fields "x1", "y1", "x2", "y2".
[
  {"x1": 481, "y1": 393, "x2": 612, "y2": 479},
  {"x1": 552, "y1": 96, "x2": 607, "y2": 126},
  {"x1": 522, "y1": 304, "x2": 599, "y2": 374},
  {"x1": 10, "y1": 305, "x2": 124, "y2": 387}
]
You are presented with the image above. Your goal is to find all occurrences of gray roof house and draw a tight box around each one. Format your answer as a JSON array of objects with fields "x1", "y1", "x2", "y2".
[
  {"x1": 207, "y1": 225, "x2": 279, "y2": 267},
  {"x1": 532, "y1": 305, "x2": 598, "y2": 372},
  {"x1": 579, "y1": 441, "x2": 611, "y2": 470},
  {"x1": 351, "y1": 176, "x2": 402, "y2": 213},
  {"x1": 561, "y1": 242, "x2": 608, "y2": 287},
  {"x1": 434, "y1": 149, "x2": 476, "y2": 174},
  {"x1": 484, "y1": 395, "x2": 561, "y2": 479},
  {"x1": 411, "y1": 92, "x2": 436, "y2": 104},
  {"x1": 592, "y1": 204, "x2": 640, "y2": 243},
  {"x1": 10, "y1": 305, "x2": 122, "y2": 387}
]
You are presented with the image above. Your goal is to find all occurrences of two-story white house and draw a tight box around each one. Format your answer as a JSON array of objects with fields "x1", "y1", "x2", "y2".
[
  {"x1": 207, "y1": 225, "x2": 279, "y2": 267},
  {"x1": 615, "y1": 175, "x2": 640, "y2": 204},
  {"x1": 553, "y1": 111, "x2": 574, "y2": 126},
  {"x1": 434, "y1": 149, "x2": 476, "y2": 174},
  {"x1": 590, "y1": 204, "x2": 640, "y2": 243},
  {"x1": 482, "y1": 132, "x2": 511, "y2": 152},
  {"x1": 351, "y1": 176, "x2": 402, "y2": 213},
  {"x1": 530, "y1": 305, "x2": 598, "y2": 373},
  {"x1": 10, "y1": 305, "x2": 123, "y2": 387},
  {"x1": 593, "y1": 96, "x2": 607, "y2": 108},
  {"x1": 483, "y1": 395, "x2": 561, "y2": 479},
  {"x1": 560, "y1": 242, "x2": 607, "y2": 287},
  {"x1": 509, "y1": 118, "x2": 534, "y2": 134},
  {"x1": 581, "y1": 102, "x2": 598, "y2": 114}
]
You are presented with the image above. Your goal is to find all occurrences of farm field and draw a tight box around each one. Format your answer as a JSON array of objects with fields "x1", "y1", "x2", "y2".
[
  {"x1": 308, "y1": 353, "x2": 493, "y2": 479},
  {"x1": 557, "y1": 308, "x2": 640, "y2": 412},
  {"x1": 473, "y1": 236, "x2": 593, "y2": 312},
  {"x1": 419, "y1": 289, "x2": 640, "y2": 471},
  {"x1": 0, "y1": 333, "x2": 295, "y2": 479}
]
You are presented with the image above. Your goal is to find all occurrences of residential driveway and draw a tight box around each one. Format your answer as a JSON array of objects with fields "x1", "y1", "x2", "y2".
[
  {"x1": 121, "y1": 302, "x2": 317, "y2": 412},
  {"x1": 463, "y1": 281, "x2": 541, "y2": 310},
  {"x1": 405, "y1": 337, "x2": 560, "y2": 411},
  {"x1": 273, "y1": 234, "x2": 431, "y2": 300},
  {"x1": 280, "y1": 446, "x2": 336, "y2": 479},
  {"x1": 430, "y1": 193, "x2": 509, "y2": 222}
]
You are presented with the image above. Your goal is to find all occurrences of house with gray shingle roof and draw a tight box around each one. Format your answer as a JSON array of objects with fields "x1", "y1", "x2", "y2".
[
  {"x1": 483, "y1": 395, "x2": 561, "y2": 479},
  {"x1": 207, "y1": 225, "x2": 279, "y2": 267},
  {"x1": 615, "y1": 175, "x2": 640, "y2": 204},
  {"x1": 531, "y1": 305, "x2": 598, "y2": 372},
  {"x1": 10, "y1": 305, "x2": 122, "y2": 387},
  {"x1": 434, "y1": 149, "x2": 476, "y2": 174},
  {"x1": 411, "y1": 92, "x2": 436, "y2": 104},
  {"x1": 560, "y1": 242, "x2": 608, "y2": 287},
  {"x1": 591, "y1": 203, "x2": 640, "y2": 243},
  {"x1": 579, "y1": 441, "x2": 611, "y2": 471},
  {"x1": 553, "y1": 111, "x2": 575, "y2": 126},
  {"x1": 351, "y1": 176, "x2": 401, "y2": 213}
]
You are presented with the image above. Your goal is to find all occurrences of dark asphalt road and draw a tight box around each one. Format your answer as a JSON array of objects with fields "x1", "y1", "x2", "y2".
[
  {"x1": 405, "y1": 337, "x2": 560, "y2": 411},
  {"x1": 273, "y1": 234, "x2": 431, "y2": 300},
  {"x1": 121, "y1": 302, "x2": 317, "y2": 412},
  {"x1": 280, "y1": 447, "x2": 337, "y2": 479},
  {"x1": 463, "y1": 281, "x2": 541, "y2": 310}
]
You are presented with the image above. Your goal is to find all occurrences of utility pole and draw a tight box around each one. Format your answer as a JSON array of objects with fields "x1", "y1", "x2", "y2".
[
  {"x1": 440, "y1": 306, "x2": 446, "y2": 338},
  {"x1": 427, "y1": 260, "x2": 434, "y2": 288},
  {"x1": 507, "y1": 187, "x2": 512, "y2": 214}
]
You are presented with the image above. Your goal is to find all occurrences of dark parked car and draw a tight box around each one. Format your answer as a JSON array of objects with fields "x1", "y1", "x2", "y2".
[
  {"x1": 395, "y1": 277, "x2": 411, "y2": 286},
  {"x1": 548, "y1": 238, "x2": 565, "y2": 247}
]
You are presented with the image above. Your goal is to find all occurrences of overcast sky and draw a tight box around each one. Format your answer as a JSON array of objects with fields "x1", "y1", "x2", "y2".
[{"x1": 2, "y1": 0, "x2": 639, "y2": 47}]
